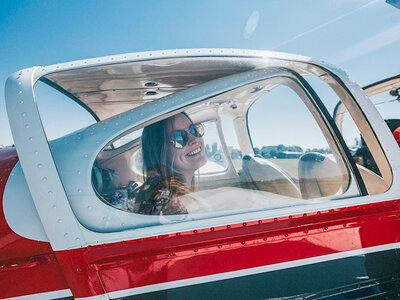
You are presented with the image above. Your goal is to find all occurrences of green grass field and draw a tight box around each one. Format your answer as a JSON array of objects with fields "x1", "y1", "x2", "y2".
[
  {"x1": 267, "y1": 158, "x2": 299, "y2": 178},
  {"x1": 232, "y1": 158, "x2": 299, "y2": 178}
]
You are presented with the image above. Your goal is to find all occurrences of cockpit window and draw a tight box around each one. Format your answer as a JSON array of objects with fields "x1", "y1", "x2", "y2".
[
  {"x1": 305, "y1": 75, "x2": 391, "y2": 195},
  {"x1": 92, "y1": 75, "x2": 361, "y2": 220},
  {"x1": 247, "y1": 83, "x2": 351, "y2": 200}
]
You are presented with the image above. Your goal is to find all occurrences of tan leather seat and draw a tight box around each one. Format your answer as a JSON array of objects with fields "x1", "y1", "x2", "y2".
[
  {"x1": 298, "y1": 152, "x2": 347, "y2": 199},
  {"x1": 242, "y1": 155, "x2": 301, "y2": 198}
]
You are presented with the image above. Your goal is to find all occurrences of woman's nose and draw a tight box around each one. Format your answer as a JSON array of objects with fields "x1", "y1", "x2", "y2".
[{"x1": 187, "y1": 133, "x2": 199, "y2": 145}]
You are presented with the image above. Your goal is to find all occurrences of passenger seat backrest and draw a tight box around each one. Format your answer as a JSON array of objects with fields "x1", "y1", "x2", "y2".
[
  {"x1": 298, "y1": 152, "x2": 344, "y2": 199},
  {"x1": 91, "y1": 164, "x2": 119, "y2": 195},
  {"x1": 242, "y1": 155, "x2": 301, "y2": 198}
]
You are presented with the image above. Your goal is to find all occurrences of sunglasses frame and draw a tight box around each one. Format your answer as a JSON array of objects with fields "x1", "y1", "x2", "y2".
[{"x1": 170, "y1": 123, "x2": 205, "y2": 149}]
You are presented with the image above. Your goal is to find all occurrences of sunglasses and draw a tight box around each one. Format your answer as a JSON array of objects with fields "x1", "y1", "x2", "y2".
[{"x1": 170, "y1": 123, "x2": 205, "y2": 149}]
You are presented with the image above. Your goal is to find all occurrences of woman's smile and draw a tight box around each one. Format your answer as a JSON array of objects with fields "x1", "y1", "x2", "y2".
[
  {"x1": 186, "y1": 145, "x2": 202, "y2": 156},
  {"x1": 168, "y1": 114, "x2": 207, "y2": 183}
]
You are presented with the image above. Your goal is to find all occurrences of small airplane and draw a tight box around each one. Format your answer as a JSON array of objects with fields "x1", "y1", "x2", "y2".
[{"x1": 1, "y1": 49, "x2": 400, "y2": 299}]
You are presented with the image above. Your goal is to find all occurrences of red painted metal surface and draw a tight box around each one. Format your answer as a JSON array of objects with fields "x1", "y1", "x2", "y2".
[
  {"x1": 0, "y1": 148, "x2": 70, "y2": 299},
  {"x1": 55, "y1": 198, "x2": 400, "y2": 298}
]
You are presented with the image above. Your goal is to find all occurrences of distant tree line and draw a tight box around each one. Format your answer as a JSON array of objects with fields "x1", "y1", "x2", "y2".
[
  {"x1": 254, "y1": 145, "x2": 331, "y2": 159},
  {"x1": 0, "y1": 144, "x2": 14, "y2": 149},
  {"x1": 206, "y1": 142, "x2": 331, "y2": 160}
]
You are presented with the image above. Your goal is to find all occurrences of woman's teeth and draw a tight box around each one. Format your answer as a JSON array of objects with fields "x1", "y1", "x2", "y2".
[{"x1": 187, "y1": 147, "x2": 201, "y2": 156}]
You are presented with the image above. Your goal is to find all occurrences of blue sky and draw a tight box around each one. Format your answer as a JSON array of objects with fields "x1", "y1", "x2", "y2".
[{"x1": 1, "y1": 0, "x2": 400, "y2": 146}]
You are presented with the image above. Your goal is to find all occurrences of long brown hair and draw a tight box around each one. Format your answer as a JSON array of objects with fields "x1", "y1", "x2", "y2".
[
  {"x1": 136, "y1": 113, "x2": 192, "y2": 214},
  {"x1": 141, "y1": 116, "x2": 174, "y2": 181}
]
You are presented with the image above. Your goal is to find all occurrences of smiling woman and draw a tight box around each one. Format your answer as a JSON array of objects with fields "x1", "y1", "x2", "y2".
[{"x1": 133, "y1": 113, "x2": 207, "y2": 215}]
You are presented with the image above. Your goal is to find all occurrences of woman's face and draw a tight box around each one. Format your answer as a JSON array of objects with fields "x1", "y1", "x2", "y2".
[{"x1": 167, "y1": 114, "x2": 207, "y2": 181}]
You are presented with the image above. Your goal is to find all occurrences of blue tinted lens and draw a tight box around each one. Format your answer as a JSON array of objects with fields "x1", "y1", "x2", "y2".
[
  {"x1": 173, "y1": 130, "x2": 188, "y2": 148},
  {"x1": 190, "y1": 123, "x2": 204, "y2": 137}
]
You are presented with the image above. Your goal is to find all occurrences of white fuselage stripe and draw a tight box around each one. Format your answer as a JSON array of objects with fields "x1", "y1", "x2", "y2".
[
  {"x1": 104, "y1": 242, "x2": 400, "y2": 299},
  {"x1": 3, "y1": 289, "x2": 72, "y2": 300}
]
